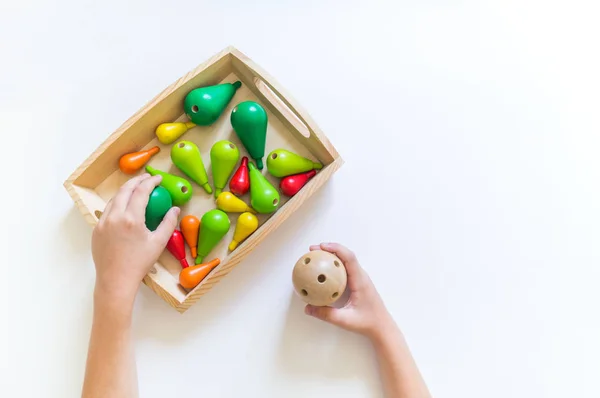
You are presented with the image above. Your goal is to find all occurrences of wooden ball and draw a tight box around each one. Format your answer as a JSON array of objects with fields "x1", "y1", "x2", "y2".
[{"x1": 292, "y1": 250, "x2": 347, "y2": 306}]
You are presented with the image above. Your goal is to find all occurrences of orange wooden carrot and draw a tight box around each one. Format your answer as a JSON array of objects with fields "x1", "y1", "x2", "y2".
[
  {"x1": 180, "y1": 215, "x2": 201, "y2": 258},
  {"x1": 119, "y1": 146, "x2": 160, "y2": 174},
  {"x1": 179, "y1": 258, "x2": 220, "y2": 290}
]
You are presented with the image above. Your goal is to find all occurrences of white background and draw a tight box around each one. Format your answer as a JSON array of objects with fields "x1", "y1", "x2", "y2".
[{"x1": 1, "y1": 1, "x2": 599, "y2": 397}]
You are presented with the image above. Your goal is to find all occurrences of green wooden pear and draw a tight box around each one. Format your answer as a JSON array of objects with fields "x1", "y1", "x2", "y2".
[
  {"x1": 145, "y1": 186, "x2": 172, "y2": 231},
  {"x1": 231, "y1": 101, "x2": 268, "y2": 170},
  {"x1": 210, "y1": 140, "x2": 240, "y2": 197},
  {"x1": 145, "y1": 166, "x2": 193, "y2": 206},
  {"x1": 266, "y1": 149, "x2": 323, "y2": 178},
  {"x1": 171, "y1": 141, "x2": 212, "y2": 194},
  {"x1": 196, "y1": 209, "x2": 230, "y2": 264},
  {"x1": 248, "y1": 162, "x2": 280, "y2": 214},
  {"x1": 184, "y1": 81, "x2": 241, "y2": 126}
]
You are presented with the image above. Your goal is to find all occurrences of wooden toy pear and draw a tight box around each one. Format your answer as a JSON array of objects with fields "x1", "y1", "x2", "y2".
[
  {"x1": 216, "y1": 192, "x2": 256, "y2": 214},
  {"x1": 184, "y1": 81, "x2": 241, "y2": 125},
  {"x1": 119, "y1": 146, "x2": 160, "y2": 174},
  {"x1": 166, "y1": 230, "x2": 190, "y2": 268},
  {"x1": 267, "y1": 149, "x2": 322, "y2": 177},
  {"x1": 229, "y1": 156, "x2": 250, "y2": 196},
  {"x1": 231, "y1": 101, "x2": 268, "y2": 169},
  {"x1": 155, "y1": 122, "x2": 196, "y2": 144},
  {"x1": 210, "y1": 140, "x2": 240, "y2": 197},
  {"x1": 146, "y1": 166, "x2": 193, "y2": 206},
  {"x1": 179, "y1": 258, "x2": 221, "y2": 290},
  {"x1": 196, "y1": 209, "x2": 230, "y2": 264},
  {"x1": 280, "y1": 170, "x2": 317, "y2": 196},
  {"x1": 229, "y1": 212, "x2": 259, "y2": 251},
  {"x1": 145, "y1": 186, "x2": 172, "y2": 231},
  {"x1": 180, "y1": 215, "x2": 200, "y2": 258},
  {"x1": 292, "y1": 250, "x2": 347, "y2": 307},
  {"x1": 171, "y1": 141, "x2": 212, "y2": 194},
  {"x1": 248, "y1": 162, "x2": 280, "y2": 214}
]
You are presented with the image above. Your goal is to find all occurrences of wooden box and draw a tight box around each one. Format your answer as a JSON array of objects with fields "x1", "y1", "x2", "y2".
[{"x1": 64, "y1": 47, "x2": 343, "y2": 313}]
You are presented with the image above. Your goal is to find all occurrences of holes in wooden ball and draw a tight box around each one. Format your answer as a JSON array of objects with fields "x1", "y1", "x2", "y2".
[
  {"x1": 332, "y1": 292, "x2": 339, "y2": 299},
  {"x1": 301, "y1": 289, "x2": 308, "y2": 296},
  {"x1": 192, "y1": 105, "x2": 199, "y2": 113},
  {"x1": 273, "y1": 198, "x2": 279, "y2": 206},
  {"x1": 229, "y1": 143, "x2": 235, "y2": 149},
  {"x1": 94, "y1": 210, "x2": 103, "y2": 220},
  {"x1": 181, "y1": 186, "x2": 189, "y2": 193},
  {"x1": 317, "y1": 274, "x2": 326, "y2": 283},
  {"x1": 149, "y1": 267, "x2": 157, "y2": 274},
  {"x1": 303, "y1": 257, "x2": 311, "y2": 265},
  {"x1": 178, "y1": 143, "x2": 185, "y2": 148},
  {"x1": 271, "y1": 153, "x2": 278, "y2": 159},
  {"x1": 334, "y1": 260, "x2": 341, "y2": 267}
]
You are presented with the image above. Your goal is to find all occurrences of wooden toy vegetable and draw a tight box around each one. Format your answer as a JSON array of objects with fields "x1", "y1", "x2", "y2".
[
  {"x1": 180, "y1": 215, "x2": 200, "y2": 258},
  {"x1": 292, "y1": 250, "x2": 347, "y2": 307},
  {"x1": 248, "y1": 162, "x2": 280, "y2": 214},
  {"x1": 119, "y1": 146, "x2": 160, "y2": 174},
  {"x1": 210, "y1": 140, "x2": 240, "y2": 197},
  {"x1": 179, "y1": 258, "x2": 221, "y2": 290},
  {"x1": 229, "y1": 212, "x2": 258, "y2": 251},
  {"x1": 216, "y1": 192, "x2": 256, "y2": 214},
  {"x1": 184, "y1": 81, "x2": 241, "y2": 126},
  {"x1": 266, "y1": 149, "x2": 322, "y2": 177},
  {"x1": 145, "y1": 165, "x2": 193, "y2": 206},
  {"x1": 171, "y1": 140, "x2": 212, "y2": 194},
  {"x1": 229, "y1": 156, "x2": 250, "y2": 196},
  {"x1": 166, "y1": 230, "x2": 189, "y2": 268},
  {"x1": 155, "y1": 122, "x2": 196, "y2": 144},
  {"x1": 145, "y1": 186, "x2": 172, "y2": 231},
  {"x1": 280, "y1": 170, "x2": 317, "y2": 196},
  {"x1": 196, "y1": 209, "x2": 230, "y2": 264},
  {"x1": 231, "y1": 101, "x2": 268, "y2": 169}
]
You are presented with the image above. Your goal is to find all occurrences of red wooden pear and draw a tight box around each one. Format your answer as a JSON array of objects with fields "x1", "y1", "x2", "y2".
[
  {"x1": 280, "y1": 170, "x2": 317, "y2": 196},
  {"x1": 166, "y1": 230, "x2": 190, "y2": 268},
  {"x1": 229, "y1": 156, "x2": 250, "y2": 196}
]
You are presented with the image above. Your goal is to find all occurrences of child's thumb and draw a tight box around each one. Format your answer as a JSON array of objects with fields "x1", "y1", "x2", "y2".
[{"x1": 153, "y1": 207, "x2": 180, "y2": 245}]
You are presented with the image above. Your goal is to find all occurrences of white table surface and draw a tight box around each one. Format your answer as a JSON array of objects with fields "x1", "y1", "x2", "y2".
[{"x1": 1, "y1": 1, "x2": 599, "y2": 397}]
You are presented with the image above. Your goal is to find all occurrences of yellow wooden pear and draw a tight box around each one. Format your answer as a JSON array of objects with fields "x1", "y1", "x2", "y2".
[
  {"x1": 155, "y1": 122, "x2": 196, "y2": 144},
  {"x1": 229, "y1": 212, "x2": 259, "y2": 251},
  {"x1": 216, "y1": 192, "x2": 256, "y2": 214}
]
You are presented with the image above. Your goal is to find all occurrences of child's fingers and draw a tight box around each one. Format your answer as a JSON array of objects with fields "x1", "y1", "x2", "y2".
[
  {"x1": 127, "y1": 175, "x2": 162, "y2": 218},
  {"x1": 318, "y1": 242, "x2": 365, "y2": 291},
  {"x1": 309, "y1": 245, "x2": 321, "y2": 251},
  {"x1": 112, "y1": 174, "x2": 150, "y2": 213},
  {"x1": 152, "y1": 207, "x2": 181, "y2": 245},
  {"x1": 101, "y1": 199, "x2": 114, "y2": 218}
]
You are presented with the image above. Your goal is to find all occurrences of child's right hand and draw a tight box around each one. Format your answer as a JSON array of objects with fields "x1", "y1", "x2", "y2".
[{"x1": 304, "y1": 243, "x2": 395, "y2": 340}]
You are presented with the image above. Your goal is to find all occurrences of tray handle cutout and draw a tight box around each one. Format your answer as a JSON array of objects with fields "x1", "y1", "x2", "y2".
[{"x1": 253, "y1": 77, "x2": 312, "y2": 139}]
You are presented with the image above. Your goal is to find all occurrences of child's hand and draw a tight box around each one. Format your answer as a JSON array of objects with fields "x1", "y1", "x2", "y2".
[
  {"x1": 91, "y1": 174, "x2": 180, "y2": 304},
  {"x1": 304, "y1": 243, "x2": 394, "y2": 340}
]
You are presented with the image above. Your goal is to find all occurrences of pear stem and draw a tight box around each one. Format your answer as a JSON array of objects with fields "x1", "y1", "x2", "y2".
[{"x1": 202, "y1": 183, "x2": 213, "y2": 194}]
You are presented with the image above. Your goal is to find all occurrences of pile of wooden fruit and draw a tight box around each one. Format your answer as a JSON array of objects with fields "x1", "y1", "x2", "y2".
[{"x1": 117, "y1": 81, "x2": 323, "y2": 290}]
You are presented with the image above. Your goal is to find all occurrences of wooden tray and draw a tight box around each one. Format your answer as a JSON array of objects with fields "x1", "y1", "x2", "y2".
[{"x1": 64, "y1": 47, "x2": 343, "y2": 313}]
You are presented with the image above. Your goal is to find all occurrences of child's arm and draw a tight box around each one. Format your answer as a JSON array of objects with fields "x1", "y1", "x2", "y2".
[
  {"x1": 82, "y1": 174, "x2": 179, "y2": 398},
  {"x1": 305, "y1": 243, "x2": 431, "y2": 398}
]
